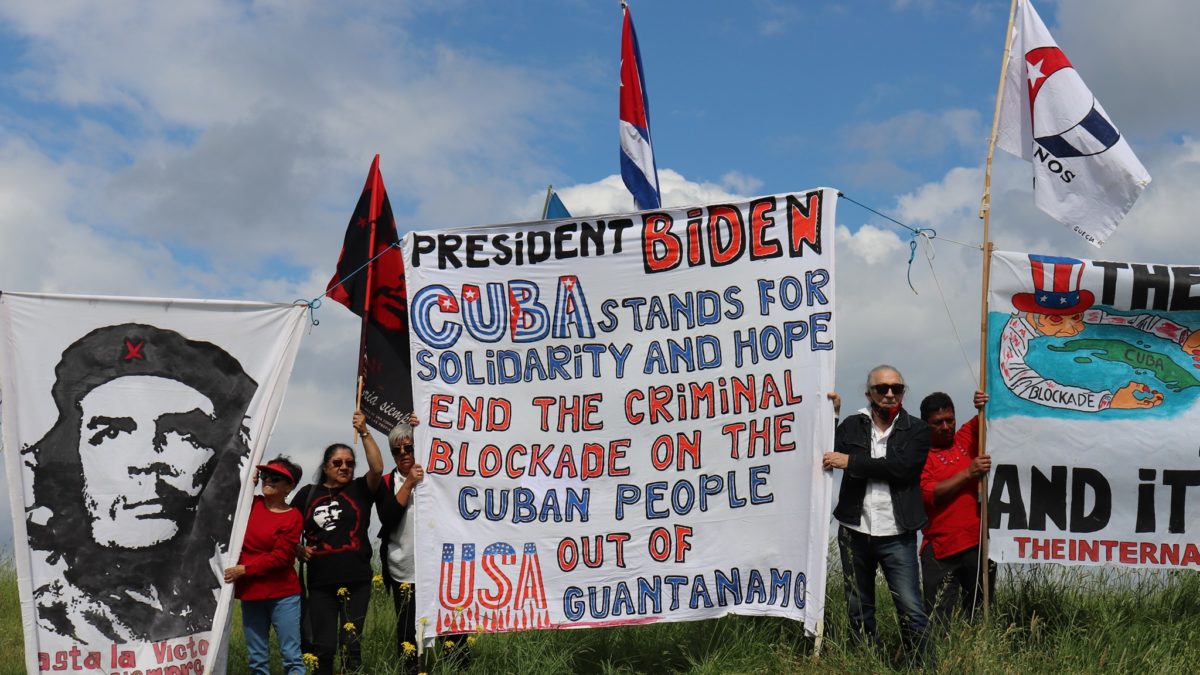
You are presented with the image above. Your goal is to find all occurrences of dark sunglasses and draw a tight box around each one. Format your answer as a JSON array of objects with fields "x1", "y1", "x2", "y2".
[
  {"x1": 329, "y1": 458, "x2": 356, "y2": 468},
  {"x1": 391, "y1": 444, "x2": 413, "y2": 455},
  {"x1": 871, "y1": 383, "x2": 906, "y2": 396},
  {"x1": 261, "y1": 473, "x2": 292, "y2": 484}
]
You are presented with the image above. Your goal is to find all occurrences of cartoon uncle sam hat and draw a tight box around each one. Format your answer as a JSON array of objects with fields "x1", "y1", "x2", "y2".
[{"x1": 1011, "y1": 254, "x2": 1095, "y2": 315}]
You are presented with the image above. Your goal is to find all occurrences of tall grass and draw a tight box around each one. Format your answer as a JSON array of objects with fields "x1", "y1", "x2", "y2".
[{"x1": 3, "y1": 556, "x2": 1200, "y2": 674}]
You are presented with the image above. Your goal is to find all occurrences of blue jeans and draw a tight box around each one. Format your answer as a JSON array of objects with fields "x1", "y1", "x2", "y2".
[
  {"x1": 838, "y1": 526, "x2": 931, "y2": 663},
  {"x1": 242, "y1": 594, "x2": 304, "y2": 675}
]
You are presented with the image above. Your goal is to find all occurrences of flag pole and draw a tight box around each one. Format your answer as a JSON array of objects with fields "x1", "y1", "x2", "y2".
[
  {"x1": 624, "y1": 0, "x2": 633, "y2": 214},
  {"x1": 355, "y1": 154, "x2": 383, "y2": 440},
  {"x1": 541, "y1": 185, "x2": 554, "y2": 220},
  {"x1": 976, "y1": 0, "x2": 1019, "y2": 619}
]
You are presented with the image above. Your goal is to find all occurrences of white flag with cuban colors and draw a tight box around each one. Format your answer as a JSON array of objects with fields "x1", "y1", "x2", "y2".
[
  {"x1": 996, "y1": 0, "x2": 1150, "y2": 247},
  {"x1": 619, "y1": 2, "x2": 660, "y2": 211}
]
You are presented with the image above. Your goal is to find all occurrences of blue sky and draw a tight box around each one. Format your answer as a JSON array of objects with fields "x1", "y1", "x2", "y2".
[{"x1": 3, "y1": 0, "x2": 1200, "y2": 550}]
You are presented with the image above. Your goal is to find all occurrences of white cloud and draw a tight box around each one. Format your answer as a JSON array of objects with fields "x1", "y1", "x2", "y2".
[
  {"x1": 528, "y1": 169, "x2": 750, "y2": 220},
  {"x1": 895, "y1": 166, "x2": 983, "y2": 226},
  {"x1": 837, "y1": 223, "x2": 907, "y2": 266},
  {"x1": 755, "y1": 0, "x2": 805, "y2": 36},
  {"x1": 845, "y1": 109, "x2": 985, "y2": 158},
  {"x1": 1054, "y1": 0, "x2": 1200, "y2": 137},
  {"x1": 836, "y1": 109, "x2": 985, "y2": 192}
]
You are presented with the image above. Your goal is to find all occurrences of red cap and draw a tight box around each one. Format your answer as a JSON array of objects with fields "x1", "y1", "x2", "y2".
[{"x1": 256, "y1": 461, "x2": 296, "y2": 484}]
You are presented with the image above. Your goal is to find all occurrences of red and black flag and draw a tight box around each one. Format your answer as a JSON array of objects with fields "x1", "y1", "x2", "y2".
[{"x1": 326, "y1": 155, "x2": 412, "y2": 433}]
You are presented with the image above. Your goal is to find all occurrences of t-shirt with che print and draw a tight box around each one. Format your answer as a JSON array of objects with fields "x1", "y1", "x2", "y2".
[{"x1": 295, "y1": 476, "x2": 377, "y2": 587}]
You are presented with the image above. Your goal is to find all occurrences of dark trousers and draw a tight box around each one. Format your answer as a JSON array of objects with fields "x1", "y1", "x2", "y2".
[
  {"x1": 838, "y1": 525, "x2": 931, "y2": 664},
  {"x1": 921, "y1": 544, "x2": 996, "y2": 625},
  {"x1": 390, "y1": 582, "x2": 417, "y2": 658},
  {"x1": 307, "y1": 581, "x2": 370, "y2": 675},
  {"x1": 392, "y1": 585, "x2": 467, "y2": 669}
]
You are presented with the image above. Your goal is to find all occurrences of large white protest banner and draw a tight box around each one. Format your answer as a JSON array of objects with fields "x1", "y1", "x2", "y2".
[
  {"x1": 987, "y1": 251, "x2": 1200, "y2": 567},
  {"x1": 404, "y1": 190, "x2": 837, "y2": 638},
  {"x1": 1, "y1": 293, "x2": 307, "y2": 674}
]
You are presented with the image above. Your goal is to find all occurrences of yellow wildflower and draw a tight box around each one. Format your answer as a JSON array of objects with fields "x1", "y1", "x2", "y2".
[
  {"x1": 443, "y1": 639, "x2": 456, "y2": 650},
  {"x1": 302, "y1": 653, "x2": 319, "y2": 669},
  {"x1": 372, "y1": 574, "x2": 384, "y2": 588},
  {"x1": 343, "y1": 622, "x2": 357, "y2": 633},
  {"x1": 467, "y1": 635, "x2": 477, "y2": 647},
  {"x1": 401, "y1": 641, "x2": 416, "y2": 657},
  {"x1": 336, "y1": 587, "x2": 349, "y2": 598},
  {"x1": 419, "y1": 616, "x2": 429, "y2": 625}
]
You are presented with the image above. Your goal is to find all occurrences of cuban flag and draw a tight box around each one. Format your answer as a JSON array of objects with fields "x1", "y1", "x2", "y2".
[
  {"x1": 996, "y1": 0, "x2": 1150, "y2": 247},
  {"x1": 619, "y1": 2, "x2": 661, "y2": 211}
]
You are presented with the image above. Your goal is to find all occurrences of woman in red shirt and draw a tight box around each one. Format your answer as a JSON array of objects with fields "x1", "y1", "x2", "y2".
[{"x1": 224, "y1": 457, "x2": 305, "y2": 675}]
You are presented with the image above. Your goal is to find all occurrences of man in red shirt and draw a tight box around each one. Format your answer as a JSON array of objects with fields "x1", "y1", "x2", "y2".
[{"x1": 919, "y1": 390, "x2": 993, "y2": 624}]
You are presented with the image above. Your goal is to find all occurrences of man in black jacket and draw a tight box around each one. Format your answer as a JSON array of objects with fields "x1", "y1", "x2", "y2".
[{"x1": 823, "y1": 364, "x2": 931, "y2": 664}]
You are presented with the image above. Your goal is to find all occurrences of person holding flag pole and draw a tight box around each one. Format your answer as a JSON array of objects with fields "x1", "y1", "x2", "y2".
[{"x1": 974, "y1": 0, "x2": 1152, "y2": 614}]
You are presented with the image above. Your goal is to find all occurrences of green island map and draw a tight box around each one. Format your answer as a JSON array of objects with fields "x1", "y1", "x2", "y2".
[{"x1": 1048, "y1": 339, "x2": 1200, "y2": 392}]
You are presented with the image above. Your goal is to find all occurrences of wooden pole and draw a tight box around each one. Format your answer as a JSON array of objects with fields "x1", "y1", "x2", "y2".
[
  {"x1": 354, "y1": 375, "x2": 365, "y2": 445},
  {"x1": 540, "y1": 185, "x2": 554, "y2": 220},
  {"x1": 977, "y1": 0, "x2": 1019, "y2": 620},
  {"x1": 355, "y1": 155, "x2": 383, "y2": 437}
]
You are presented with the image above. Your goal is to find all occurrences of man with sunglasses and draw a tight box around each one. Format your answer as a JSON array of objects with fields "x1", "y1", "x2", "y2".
[{"x1": 823, "y1": 365, "x2": 932, "y2": 665}]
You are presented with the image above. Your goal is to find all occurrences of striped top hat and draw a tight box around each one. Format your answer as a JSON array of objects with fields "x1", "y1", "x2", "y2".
[{"x1": 1011, "y1": 254, "x2": 1095, "y2": 315}]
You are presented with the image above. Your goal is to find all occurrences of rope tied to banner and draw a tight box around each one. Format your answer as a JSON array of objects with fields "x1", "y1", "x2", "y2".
[
  {"x1": 837, "y1": 192, "x2": 980, "y2": 387},
  {"x1": 906, "y1": 227, "x2": 938, "y2": 294},
  {"x1": 299, "y1": 240, "x2": 402, "y2": 328},
  {"x1": 294, "y1": 297, "x2": 322, "y2": 328}
]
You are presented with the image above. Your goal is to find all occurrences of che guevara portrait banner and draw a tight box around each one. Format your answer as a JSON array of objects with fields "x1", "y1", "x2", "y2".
[
  {"x1": 403, "y1": 190, "x2": 838, "y2": 639},
  {"x1": 1, "y1": 292, "x2": 307, "y2": 674},
  {"x1": 987, "y1": 251, "x2": 1200, "y2": 568}
]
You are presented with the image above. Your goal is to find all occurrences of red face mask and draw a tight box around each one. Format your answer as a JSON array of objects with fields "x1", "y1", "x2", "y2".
[{"x1": 871, "y1": 401, "x2": 901, "y2": 423}]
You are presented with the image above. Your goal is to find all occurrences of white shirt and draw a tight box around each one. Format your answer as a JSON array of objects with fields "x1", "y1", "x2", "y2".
[
  {"x1": 386, "y1": 468, "x2": 416, "y2": 583},
  {"x1": 840, "y1": 407, "x2": 900, "y2": 536}
]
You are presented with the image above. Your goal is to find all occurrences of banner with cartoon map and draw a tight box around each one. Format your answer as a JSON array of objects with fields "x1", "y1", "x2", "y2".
[
  {"x1": 404, "y1": 190, "x2": 837, "y2": 639},
  {"x1": 1, "y1": 293, "x2": 308, "y2": 674},
  {"x1": 987, "y1": 251, "x2": 1200, "y2": 568}
]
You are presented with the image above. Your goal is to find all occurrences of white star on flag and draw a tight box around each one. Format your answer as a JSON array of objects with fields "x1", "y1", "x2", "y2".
[{"x1": 1027, "y1": 59, "x2": 1044, "y2": 86}]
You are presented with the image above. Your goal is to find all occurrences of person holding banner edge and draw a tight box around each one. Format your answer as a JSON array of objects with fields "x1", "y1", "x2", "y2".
[
  {"x1": 294, "y1": 412, "x2": 384, "y2": 675},
  {"x1": 377, "y1": 419, "x2": 423, "y2": 670},
  {"x1": 823, "y1": 365, "x2": 932, "y2": 666},
  {"x1": 376, "y1": 413, "x2": 467, "y2": 673},
  {"x1": 918, "y1": 390, "x2": 995, "y2": 625},
  {"x1": 224, "y1": 456, "x2": 306, "y2": 675}
]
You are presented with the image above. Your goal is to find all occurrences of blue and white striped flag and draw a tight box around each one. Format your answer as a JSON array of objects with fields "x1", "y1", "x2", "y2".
[{"x1": 619, "y1": 3, "x2": 660, "y2": 211}]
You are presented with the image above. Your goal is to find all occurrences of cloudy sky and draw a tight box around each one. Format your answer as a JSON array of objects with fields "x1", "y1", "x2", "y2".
[{"x1": 2, "y1": 0, "x2": 1199, "y2": 550}]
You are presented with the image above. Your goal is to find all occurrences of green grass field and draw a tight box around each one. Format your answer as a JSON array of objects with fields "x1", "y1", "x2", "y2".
[{"x1": 4, "y1": 556, "x2": 1200, "y2": 674}]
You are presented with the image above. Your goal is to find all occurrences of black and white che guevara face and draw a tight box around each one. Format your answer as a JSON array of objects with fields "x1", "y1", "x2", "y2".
[{"x1": 78, "y1": 375, "x2": 219, "y2": 549}]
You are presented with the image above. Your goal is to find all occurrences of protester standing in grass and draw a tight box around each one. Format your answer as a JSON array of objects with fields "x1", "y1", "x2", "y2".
[
  {"x1": 224, "y1": 456, "x2": 305, "y2": 675},
  {"x1": 376, "y1": 419, "x2": 425, "y2": 672},
  {"x1": 294, "y1": 413, "x2": 384, "y2": 675},
  {"x1": 823, "y1": 365, "x2": 932, "y2": 666},
  {"x1": 919, "y1": 390, "x2": 994, "y2": 624}
]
